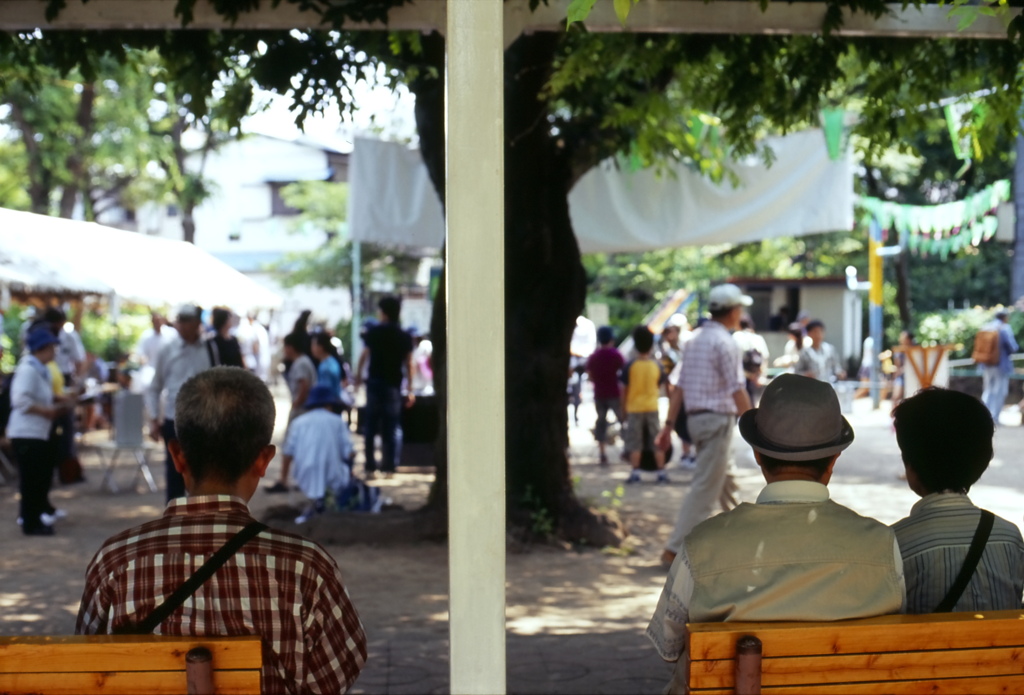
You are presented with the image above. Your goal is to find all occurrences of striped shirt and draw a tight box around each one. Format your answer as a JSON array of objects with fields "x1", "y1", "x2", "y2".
[
  {"x1": 892, "y1": 492, "x2": 1024, "y2": 614},
  {"x1": 76, "y1": 495, "x2": 367, "y2": 694},
  {"x1": 675, "y1": 320, "x2": 745, "y2": 414}
]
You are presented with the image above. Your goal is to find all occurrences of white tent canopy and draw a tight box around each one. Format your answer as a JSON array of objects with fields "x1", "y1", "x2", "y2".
[
  {"x1": 348, "y1": 129, "x2": 853, "y2": 252},
  {"x1": 0, "y1": 207, "x2": 283, "y2": 312}
]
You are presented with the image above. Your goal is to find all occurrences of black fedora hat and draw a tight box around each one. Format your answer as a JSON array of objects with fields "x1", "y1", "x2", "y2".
[{"x1": 739, "y1": 374, "x2": 854, "y2": 461}]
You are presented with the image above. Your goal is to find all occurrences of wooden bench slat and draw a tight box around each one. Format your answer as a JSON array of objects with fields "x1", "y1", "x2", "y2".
[
  {"x1": 692, "y1": 673, "x2": 1024, "y2": 694},
  {"x1": 0, "y1": 670, "x2": 260, "y2": 695},
  {"x1": 0, "y1": 635, "x2": 262, "y2": 673},
  {"x1": 689, "y1": 645, "x2": 1024, "y2": 689},
  {"x1": 688, "y1": 610, "x2": 1024, "y2": 661}
]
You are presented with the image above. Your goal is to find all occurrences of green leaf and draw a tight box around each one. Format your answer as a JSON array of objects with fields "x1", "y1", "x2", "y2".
[
  {"x1": 613, "y1": 0, "x2": 632, "y2": 27},
  {"x1": 566, "y1": 0, "x2": 598, "y2": 27}
]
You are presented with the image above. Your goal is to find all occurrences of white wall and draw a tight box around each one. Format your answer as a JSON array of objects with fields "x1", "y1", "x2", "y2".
[{"x1": 137, "y1": 135, "x2": 335, "y2": 255}]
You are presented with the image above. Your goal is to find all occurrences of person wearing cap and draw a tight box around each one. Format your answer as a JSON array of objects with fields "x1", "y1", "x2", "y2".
[
  {"x1": 795, "y1": 319, "x2": 846, "y2": 383},
  {"x1": 586, "y1": 325, "x2": 625, "y2": 465},
  {"x1": 647, "y1": 374, "x2": 906, "y2": 693},
  {"x1": 979, "y1": 308, "x2": 1018, "y2": 422},
  {"x1": 655, "y1": 283, "x2": 754, "y2": 566},
  {"x1": 281, "y1": 384, "x2": 354, "y2": 523},
  {"x1": 147, "y1": 304, "x2": 221, "y2": 501},
  {"x1": 8, "y1": 327, "x2": 74, "y2": 536}
]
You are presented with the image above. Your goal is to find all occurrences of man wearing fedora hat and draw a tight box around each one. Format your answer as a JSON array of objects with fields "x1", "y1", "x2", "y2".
[{"x1": 647, "y1": 374, "x2": 905, "y2": 693}]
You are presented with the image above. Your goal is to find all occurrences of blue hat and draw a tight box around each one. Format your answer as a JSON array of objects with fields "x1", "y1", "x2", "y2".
[
  {"x1": 304, "y1": 385, "x2": 340, "y2": 409},
  {"x1": 27, "y1": 327, "x2": 60, "y2": 353}
]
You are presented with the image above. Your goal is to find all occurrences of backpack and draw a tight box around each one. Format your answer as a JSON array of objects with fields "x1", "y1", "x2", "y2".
[
  {"x1": 742, "y1": 347, "x2": 764, "y2": 374},
  {"x1": 972, "y1": 330, "x2": 1000, "y2": 366}
]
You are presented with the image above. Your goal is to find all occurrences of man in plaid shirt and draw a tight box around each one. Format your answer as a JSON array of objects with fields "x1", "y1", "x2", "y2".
[
  {"x1": 656, "y1": 284, "x2": 753, "y2": 568},
  {"x1": 76, "y1": 368, "x2": 367, "y2": 694}
]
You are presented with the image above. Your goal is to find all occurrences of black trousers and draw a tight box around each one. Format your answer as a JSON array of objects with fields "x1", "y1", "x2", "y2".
[{"x1": 12, "y1": 438, "x2": 56, "y2": 531}]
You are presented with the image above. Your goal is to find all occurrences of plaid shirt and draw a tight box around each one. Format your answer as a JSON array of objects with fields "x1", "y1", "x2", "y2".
[
  {"x1": 76, "y1": 495, "x2": 367, "y2": 695},
  {"x1": 676, "y1": 320, "x2": 745, "y2": 414}
]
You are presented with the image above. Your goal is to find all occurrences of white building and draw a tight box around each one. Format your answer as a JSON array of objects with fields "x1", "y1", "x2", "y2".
[{"x1": 133, "y1": 132, "x2": 353, "y2": 339}]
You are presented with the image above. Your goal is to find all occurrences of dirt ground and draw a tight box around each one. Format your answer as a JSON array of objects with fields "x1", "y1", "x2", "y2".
[{"x1": 4, "y1": 387, "x2": 1024, "y2": 693}]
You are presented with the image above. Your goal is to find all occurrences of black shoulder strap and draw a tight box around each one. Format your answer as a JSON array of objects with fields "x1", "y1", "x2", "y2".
[
  {"x1": 134, "y1": 521, "x2": 267, "y2": 634},
  {"x1": 935, "y1": 510, "x2": 995, "y2": 613},
  {"x1": 205, "y1": 338, "x2": 220, "y2": 368}
]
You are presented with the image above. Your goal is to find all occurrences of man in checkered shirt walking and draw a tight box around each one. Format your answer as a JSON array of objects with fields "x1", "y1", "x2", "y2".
[
  {"x1": 655, "y1": 284, "x2": 753, "y2": 568},
  {"x1": 76, "y1": 367, "x2": 367, "y2": 694}
]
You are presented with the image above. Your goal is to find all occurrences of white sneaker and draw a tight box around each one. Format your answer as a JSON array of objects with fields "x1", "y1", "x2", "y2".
[
  {"x1": 40, "y1": 513, "x2": 57, "y2": 526},
  {"x1": 50, "y1": 509, "x2": 67, "y2": 520}
]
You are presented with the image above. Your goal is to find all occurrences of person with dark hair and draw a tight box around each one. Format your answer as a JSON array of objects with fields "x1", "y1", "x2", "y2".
[
  {"x1": 266, "y1": 332, "x2": 317, "y2": 494},
  {"x1": 310, "y1": 332, "x2": 345, "y2": 405},
  {"x1": 354, "y1": 296, "x2": 414, "y2": 478},
  {"x1": 210, "y1": 307, "x2": 244, "y2": 368},
  {"x1": 147, "y1": 304, "x2": 220, "y2": 501},
  {"x1": 586, "y1": 326, "x2": 625, "y2": 465},
  {"x1": 732, "y1": 314, "x2": 769, "y2": 403},
  {"x1": 656, "y1": 284, "x2": 754, "y2": 566},
  {"x1": 648, "y1": 374, "x2": 905, "y2": 694},
  {"x1": 773, "y1": 321, "x2": 809, "y2": 372},
  {"x1": 77, "y1": 368, "x2": 367, "y2": 694},
  {"x1": 290, "y1": 309, "x2": 314, "y2": 359},
  {"x1": 622, "y1": 325, "x2": 668, "y2": 483},
  {"x1": 795, "y1": 319, "x2": 845, "y2": 382},
  {"x1": 892, "y1": 388, "x2": 1024, "y2": 613}
]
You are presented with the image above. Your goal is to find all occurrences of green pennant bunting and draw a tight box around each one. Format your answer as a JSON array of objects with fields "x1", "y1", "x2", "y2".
[
  {"x1": 820, "y1": 108, "x2": 846, "y2": 161},
  {"x1": 859, "y1": 179, "x2": 1011, "y2": 259},
  {"x1": 944, "y1": 103, "x2": 969, "y2": 161}
]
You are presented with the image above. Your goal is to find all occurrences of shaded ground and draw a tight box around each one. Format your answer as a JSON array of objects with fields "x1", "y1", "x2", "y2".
[{"x1": 3, "y1": 386, "x2": 1024, "y2": 693}]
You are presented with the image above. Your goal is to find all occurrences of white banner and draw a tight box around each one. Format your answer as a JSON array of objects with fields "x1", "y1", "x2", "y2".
[{"x1": 347, "y1": 129, "x2": 854, "y2": 253}]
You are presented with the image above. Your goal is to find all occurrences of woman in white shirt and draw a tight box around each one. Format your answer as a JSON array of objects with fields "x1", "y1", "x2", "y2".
[{"x1": 8, "y1": 327, "x2": 70, "y2": 536}]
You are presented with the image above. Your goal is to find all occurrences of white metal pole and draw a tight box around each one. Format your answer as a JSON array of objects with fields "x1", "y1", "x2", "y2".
[
  {"x1": 351, "y1": 240, "x2": 362, "y2": 363},
  {"x1": 446, "y1": 1, "x2": 506, "y2": 694}
]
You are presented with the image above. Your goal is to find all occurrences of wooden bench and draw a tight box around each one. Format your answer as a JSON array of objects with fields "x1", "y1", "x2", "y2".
[
  {"x1": 685, "y1": 610, "x2": 1024, "y2": 694},
  {"x1": 0, "y1": 635, "x2": 262, "y2": 694}
]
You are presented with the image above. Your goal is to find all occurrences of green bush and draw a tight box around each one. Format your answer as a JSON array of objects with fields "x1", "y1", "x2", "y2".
[
  {"x1": 79, "y1": 306, "x2": 153, "y2": 363},
  {"x1": 913, "y1": 306, "x2": 1023, "y2": 360}
]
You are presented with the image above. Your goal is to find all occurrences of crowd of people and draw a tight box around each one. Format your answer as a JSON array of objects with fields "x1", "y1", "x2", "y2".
[
  {"x1": 1, "y1": 296, "x2": 428, "y2": 692},
  {"x1": 6, "y1": 288, "x2": 1024, "y2": 695},
  {"x1": 4, "y1": 294, "x2": 430, "y2": 537}
]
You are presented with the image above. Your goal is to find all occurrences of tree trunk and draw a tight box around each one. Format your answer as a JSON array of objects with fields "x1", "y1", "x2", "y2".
[
  {"x1": 412, "y1": 32, "x2": 623, "y2": 546},
  {"x1": 10, "y1": 101, "x2": 52, "y2": 214},
  {"x1": 59, "y1": 81, "x2": 96, "y2": 219}
]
